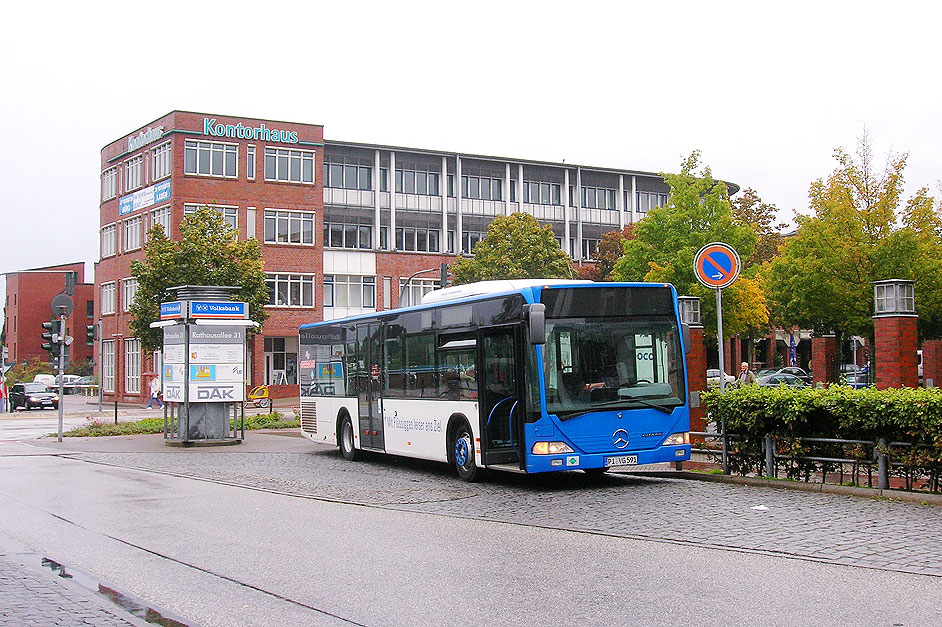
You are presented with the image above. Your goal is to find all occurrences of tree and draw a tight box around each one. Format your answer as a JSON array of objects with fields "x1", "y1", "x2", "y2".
[
  {"x1": 610, "y1": 151, "x2": 766, "y2": 340},
  {"x1": 764, "y1": 132, "x2": 942, "y2": 343},
  {"x1": 450, "y1": 213, "x2": 575, "y2": 285},
  {"x1": 4, "y1": 356, "x2": 53, "y2": 386},
  {"x1": 128, "y1": 206, "x2": 269, "y2": 352},
  {"x1": 731, "y1": 188, "x2": 785, "y2": 266},
  {"x1": 595, "y1": 225, "x2": 636, "y2": 281}
]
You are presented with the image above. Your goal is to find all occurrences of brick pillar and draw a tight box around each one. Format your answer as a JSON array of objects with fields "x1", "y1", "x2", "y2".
[
  {"x1": 922, "y1": 339, "x2": 942, "y2": 388},
  {"x1": 766, "y1": 336, "x2": 775, "y2": 368},
  {"x1": 874, "y1": 316, "x2": 919, "y2": 389},
  {"x1": 685, "y1": 326, "x2": 707, "y2": 433},
  {"x1": 811, "y1": 335, "x2": 837, "y2": 386}
]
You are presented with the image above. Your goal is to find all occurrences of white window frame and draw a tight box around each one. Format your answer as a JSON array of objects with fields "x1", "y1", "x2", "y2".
[
  {"x1": 247, "y1": 144, "x2": 256, "y2": 180},
  {"x1": 264, "y1": 209, "x2": 315, "y2": 245},
  {"x1": 184, "y1": 204, "x2": 238, "y2": 233},
  {"x1": 184, "y1": 139, "x2": 238, "y2": 178},
  {"x1": 122, "y1": 278, "x2": 138, "y2": 312},
  {"x1": 324, "y1": 275, "x2": 376, "y2": 309},
  {"x1": 101, "y1": 167, "x2": 117, "y2": 201},
  {"x1": 152, "y1": 141, "x2": 172, "y2": 181},
  {"x1": 101, "y1": 282, "x2": 116, "y2": 315},
  {"x1": 399, "y1": 278, "x2": 437, "y2": 307},
  {"x1": 125, "y1": 155, "x2": 143, "y2": 191},
  {"x1": 101, "y1": 223, "x2": 116, "y2": 258},
  {"x1": 124, "y1": 215, "x2": 142, "y2": 252},
  {"x1": 150, "y1": 205, "x2": 171, "y2": 238},
  {"x1": 102, "y1": 340, "x2": 115, "y2": 393},
  {"x1": 266, "y1": 273, "x2": 316, "y2": 308},
  {"x1": 125, "y1": 338, "x2": 141, "y2": 394},
  {"x1": 264, "y1": 147, "x2": 315, "y2": 184}
]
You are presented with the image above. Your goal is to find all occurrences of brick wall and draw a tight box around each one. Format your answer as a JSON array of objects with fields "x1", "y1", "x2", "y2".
[
  {"x1": 922, "y1": 339, "x2": 942, "y2": 388},
  {"x1": 685, "y1": 326, "x2": 708, "y2": 433},
  {"x1": 874, "y1": 316, "x2": 919, "y2": 389},
  {"x1": 811, "y1": 336, "x2": 837, "y2": 385}
]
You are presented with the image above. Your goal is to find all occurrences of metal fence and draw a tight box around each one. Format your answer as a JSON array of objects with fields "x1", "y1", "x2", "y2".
[{"x1": 690, "y1": 431, "x2": 942, "y2": 493}]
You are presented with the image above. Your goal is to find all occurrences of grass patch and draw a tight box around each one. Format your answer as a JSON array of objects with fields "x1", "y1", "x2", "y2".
[{"x1": 62, "y1": 411, "x2": 299, "y2": 437}]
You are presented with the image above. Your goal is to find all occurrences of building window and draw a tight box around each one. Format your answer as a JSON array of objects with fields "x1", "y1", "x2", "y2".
[
  {"x1": 264, "y1": 147, "x2": 315, "y2": 184},
  {"x1": 102, "y1": 341, "x2": 115, "y2": 393},
  {"x1": 152, "y1": 142, "x2": 172, "y2": 180},
  {"x1": 399, "y1": 278, "x2": 438, "y2": 307},
  {"x1": 324, "y1": 221, "x2": 372, "y2": 249},
  {"x1": 395, "y1": 167, "x2": 440, "y2": 196},
  {"x1": 125, "y1": 338, "x2": 141, "y2": 394},
  {"x1": 150, "y1": 206, "x2": 171, "y2": 237},
  {"x1": 184, "y1": 140, "x2": 237, "y2": 178},
  {"x1": 324, "y1": 158, "x2": 371, "y2": 190},
  {"x1": 124, "y1": 216, "x2": 142, "y2": 252},
  {"x1": 461, "y1": 175, "x2": 502, "y2": 201},
  {"x1": 247, "y1": 145, "x2": 256, "y2": 180},
  {"x1": 86, "y1": 300, "x2": 94, "y2": 318},
  {"x1": 184, "y1": 204, "x2": 238, "y2": 232},
  {"x1": 101, "y1": 282, "x2": 116, "y2": 315},
  {"x1": 264, "y1": 210, "x2": 315, "y2": 245},
  {"x1": 636, "y1": 191, "x2": 669, "y2": 213},
  {"x1": 123, "y1": 278, "x2": 138, "y2": 312},
  {"x1": 264, "y1": 336, "x2": 297, "y2": 386},
  {"x1": 266, "y1": 273, "x2": 315, "y2": 307},
  {"x1": 582, "y1": 186, "x2": 617, "y2": 210},
  {"x1": 101, "y1": 167, "x2": 117, "y2": 201},
  {"x1": 395, "y1": 227, "x2": 440, "y2": 253},
  {"x1": 452, "y1": 230, "x2": 485, "y2": 254},
  {"x1": 324, "y1": 275, "x2": 375, "y2": 308},
  {"x1": 101, "y1": 224, "x2": 116, "y2": 258},
  {"x1": 523, "y1": 180, "x2": 561, "y2": 206},
  {"x1": 125, "y1": 155, "x2": 143, "y2": 191},
  {"x1": 582, "y1": 238, "x2": 601, "y2": 260}
]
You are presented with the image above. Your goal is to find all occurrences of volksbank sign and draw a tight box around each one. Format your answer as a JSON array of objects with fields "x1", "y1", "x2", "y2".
[{"x1": 203, "y1": 118, "x2": 298, "y2": 144}]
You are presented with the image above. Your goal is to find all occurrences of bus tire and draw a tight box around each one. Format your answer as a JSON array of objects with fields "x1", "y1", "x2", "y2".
[
  {"x1": 338, "y1": 414, "x2": 360, "y2": 461},
  {"x1": 451, "y1": 419, "x2": 484, "y2": 482},
  {"x1": 583, "y1": 467, "x2": 609, "y2": 476}
]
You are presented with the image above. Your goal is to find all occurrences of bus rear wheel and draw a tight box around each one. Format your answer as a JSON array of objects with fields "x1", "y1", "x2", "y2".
[
  {"x1": 452, "y1": 421, "x2": 484, "y2": 482},
  {"x1": 339, "y1": 415, "x2": 360, "y2": 461}
]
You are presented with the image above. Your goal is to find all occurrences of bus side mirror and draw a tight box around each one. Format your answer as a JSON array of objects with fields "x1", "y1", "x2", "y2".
[
  {"x1": 682, "y1": 323, "x2": 691, "y2": 355},
  {"x1": 528, "y1": 303, "x2": 546, "y2": 345}
]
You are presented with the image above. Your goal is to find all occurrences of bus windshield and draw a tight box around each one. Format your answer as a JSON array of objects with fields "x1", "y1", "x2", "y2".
[{"x1": 543, "y1": 316, "x2": 684, "y2": 418}]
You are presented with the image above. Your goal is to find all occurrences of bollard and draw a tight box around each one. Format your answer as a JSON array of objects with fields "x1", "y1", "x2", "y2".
[
  {"x1": 114, "y1": 401, "x2": 118, "y2": 425},
  {"x1": 877, "y1": 437, "x2": 889, "y2": 490},
  {"x1": 764, "y1": 436, "x2": 775, "y2": 477},
  {"x1": 721, "y1": 415, "x2": 729, "y2": 474}
]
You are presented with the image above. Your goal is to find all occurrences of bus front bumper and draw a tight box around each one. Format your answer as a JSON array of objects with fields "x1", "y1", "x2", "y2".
[{"x1": 524, "y1": 444, "x2": 691, "y2": 474}]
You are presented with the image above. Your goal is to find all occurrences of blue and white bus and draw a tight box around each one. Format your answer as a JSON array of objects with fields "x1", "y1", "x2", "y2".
[{"x1": 298, "y1": 280, "x2": 691, "y2": 481}]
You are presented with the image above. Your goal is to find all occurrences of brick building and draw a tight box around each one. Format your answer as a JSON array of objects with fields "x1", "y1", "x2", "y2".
[
  {"x1": 99, "y1": 110, "x2": 727, "y2": 402},
  {"x1": 3, "y1": 262, "x2": 95, "y2": 369}
]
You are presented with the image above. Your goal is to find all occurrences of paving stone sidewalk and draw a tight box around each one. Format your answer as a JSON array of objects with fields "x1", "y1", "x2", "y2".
[{"x1": 0, "y1": 551, "x2": 146, "y2": 627}]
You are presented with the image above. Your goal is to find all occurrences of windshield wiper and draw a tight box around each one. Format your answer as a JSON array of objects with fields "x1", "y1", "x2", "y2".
[{"x1": 556, "y1": 398, "x2": 678, "y2": 420}]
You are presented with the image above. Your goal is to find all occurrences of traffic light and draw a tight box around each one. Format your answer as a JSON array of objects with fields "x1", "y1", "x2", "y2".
[
  {"x1": 41, "y1": 320, "x2": 61, "y2": 357},
  {"x1": 439, "y1": 263, "x2": 450, "y2": 289},
  {"x1": 86, "y1": 324, "x2": 97, "y2": 346}
]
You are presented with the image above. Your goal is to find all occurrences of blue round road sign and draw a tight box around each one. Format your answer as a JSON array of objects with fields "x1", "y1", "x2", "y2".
[{"x1": 694, "y1": 242, "x2": 741, "y2": 289}]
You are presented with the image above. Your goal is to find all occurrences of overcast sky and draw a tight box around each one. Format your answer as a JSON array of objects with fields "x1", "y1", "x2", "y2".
[{"x1": 2, "y1": 0, "x2": 939, "y2": 300}]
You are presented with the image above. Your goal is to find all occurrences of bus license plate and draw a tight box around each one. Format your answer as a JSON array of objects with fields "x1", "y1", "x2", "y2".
[{"x1": 605, "y1": 455, "x2": 638, "y2": 467}]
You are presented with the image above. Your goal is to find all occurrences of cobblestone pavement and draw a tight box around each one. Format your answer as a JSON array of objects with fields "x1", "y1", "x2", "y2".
[
  {"x1": 69, "y1": 442, "x2": 942, "y2": 577},
  {"x1": 0, "y1": 551, "x2": 144, "y2": 627}
]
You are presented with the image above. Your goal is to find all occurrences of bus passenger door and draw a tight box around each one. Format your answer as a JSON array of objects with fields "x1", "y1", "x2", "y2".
[
  {"x1": 356, "y1": 322, "x2": 384, "y2": 451},
  {"x1": 479, "y1": 326, "x2": 522, "y2": 466}
]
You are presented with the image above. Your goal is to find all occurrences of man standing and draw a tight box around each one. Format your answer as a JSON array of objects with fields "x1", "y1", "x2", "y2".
[{"x1": 737, "y1": 362, "x2": 757, "y2": 387}]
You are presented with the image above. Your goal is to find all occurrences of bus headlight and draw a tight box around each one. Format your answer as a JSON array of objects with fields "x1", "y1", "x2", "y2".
[
  {"x1": 664, "y1": 433, "x2": 689, "y2": 446},
  {"x1": 532, "y1": 441, "x2": 575, "y2": 455}
]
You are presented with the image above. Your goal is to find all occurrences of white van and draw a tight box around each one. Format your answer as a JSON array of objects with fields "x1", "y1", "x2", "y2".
[{"x1": 33, "y1": 374, "x2": 56, "y2": 388}]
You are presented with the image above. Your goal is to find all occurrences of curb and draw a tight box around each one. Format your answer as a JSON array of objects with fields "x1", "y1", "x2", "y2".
[{"x1": 626, "y1": 469, "x2": 942, "y2": 505}]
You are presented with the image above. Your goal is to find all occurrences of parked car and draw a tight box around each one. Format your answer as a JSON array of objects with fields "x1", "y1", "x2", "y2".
[
  {"x1": 706, "y1": 369, "x2": 736, "y2": 389},
  {"x1": 9, "y1": 382, "x2": 60, "y2": 410},
  {"x1": 842, "y1": 371, "x2": 872, "y2": 389},
  {"x1": 757, "y1": 373, "x2": 808, "y2": 388},
  {"x1": 775, "y1": 366, "x2": 812, "y2": 384},
  {"x1": 755, "y1": 368, "x2": 779, "y2": 378},
  {"x1": 75, "y1": 376, "x2": 97, "y2": 387}
]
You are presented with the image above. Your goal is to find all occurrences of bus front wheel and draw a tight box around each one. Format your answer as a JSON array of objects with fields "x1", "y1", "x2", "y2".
[
  {"x1": 339, "y1": 415, "x2": 360, "y2": 461},
  {"x1": 451, "y1": 421, "x2": 484, "y2": 482}
]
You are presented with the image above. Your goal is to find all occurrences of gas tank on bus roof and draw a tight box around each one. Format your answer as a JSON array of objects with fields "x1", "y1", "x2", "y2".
[{"x1": 421, "y1": 279, "x2": 590, "y2": 305}]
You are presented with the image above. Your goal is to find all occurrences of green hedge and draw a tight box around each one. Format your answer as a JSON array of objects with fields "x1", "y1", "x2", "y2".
[
  {"x1": 701, "y1": 386, "x2": 942, "y2": 482},
  {"x1": 62, "y1": 411, "x2": 300, "y2": 437}
]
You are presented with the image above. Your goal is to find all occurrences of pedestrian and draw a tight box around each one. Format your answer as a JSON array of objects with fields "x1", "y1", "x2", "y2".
[
  {"x1": 146, "y1": 376, "x2": 164, "y2": 409},
  {"x1": 736, "y1": 362, "x2": 757, "y2": 387},
  {"x1": 0, "y1": 380, "x2": 6, "y2": 413}
]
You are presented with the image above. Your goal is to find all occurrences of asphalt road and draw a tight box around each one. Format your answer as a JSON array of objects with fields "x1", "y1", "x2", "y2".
[{"x1": 0, "y1": 433, "x2": 940, "y2": 626}]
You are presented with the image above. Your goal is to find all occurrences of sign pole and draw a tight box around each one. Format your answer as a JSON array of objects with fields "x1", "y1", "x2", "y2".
[
  {"x1": 57, "y1": 309, "x2": 66, "y2": 443},
  {"x1": 715, "y1": 288, "x2": 728, "y2": 474}
]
